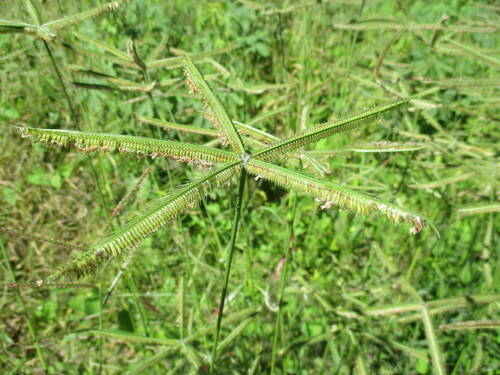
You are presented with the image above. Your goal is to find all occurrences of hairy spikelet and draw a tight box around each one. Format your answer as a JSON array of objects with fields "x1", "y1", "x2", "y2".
[
  {"x1": 254, "y1": 98, "x2": 410, "y2": 161},
  {"x1": 19, "y1": 127, "x2": 239, "y2": 167},
  {"x1": 183, "y1": 55, "x2": 246, "y2": 154},
  {"x1": 47, "y1": 163, "x2": 241, "y2": 280},
  {"x1": 245, "y1": 160, "x2": 425, "y2": 233},
  {"x1": 42, "y1": 0, "x2": 131, "y2": 31}
]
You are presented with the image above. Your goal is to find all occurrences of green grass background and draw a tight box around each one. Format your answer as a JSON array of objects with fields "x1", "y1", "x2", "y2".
[{"x1": 0, "y1": 0, "x2": 498, "y2": 374}]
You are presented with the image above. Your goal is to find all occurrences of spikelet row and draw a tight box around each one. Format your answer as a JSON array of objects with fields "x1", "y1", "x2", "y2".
[
  {"x1": 183, "y1": 56, "x2": 246, "y2": 154},
  {"x1": 48, "y1": 163, "x2": 241, "y2": 280},
  {"x1": 255, "y1": 98, "x2": 410, "y2": 161},
  {"x1": 19, "y1": 127, "x2": 239, "y2": 167},
  {"x1": 245, "y1": 160, "x2": 425, "y2": 233}
]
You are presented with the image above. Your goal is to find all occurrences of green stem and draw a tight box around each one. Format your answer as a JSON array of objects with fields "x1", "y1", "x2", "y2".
[
  {"x1": 270, "y1": 191, "x2": 298, "y2": 374},
  {"x1": 1, "y1": 239, "x2": 47, "y2": 369},
  {"x1": 210, "y1": 168, "x2": 247, "y2": 373}
]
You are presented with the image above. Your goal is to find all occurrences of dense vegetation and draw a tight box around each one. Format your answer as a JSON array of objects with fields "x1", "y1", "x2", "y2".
[{"x1": 1, "y1": 1, "x2": 498, "y2": 374}]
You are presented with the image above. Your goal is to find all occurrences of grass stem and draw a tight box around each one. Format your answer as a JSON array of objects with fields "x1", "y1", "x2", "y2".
[
  {"x1": 270, "y1": 191, "x2": 298, "y2": 374},
  {"x1": 210, "y1": 168, "x2": 247, "y2": 373}
]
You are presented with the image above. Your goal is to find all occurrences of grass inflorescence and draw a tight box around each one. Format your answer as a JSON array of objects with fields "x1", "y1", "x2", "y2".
[{"x1": 1, "y1": 1, "x2": 498, "y2": 374}]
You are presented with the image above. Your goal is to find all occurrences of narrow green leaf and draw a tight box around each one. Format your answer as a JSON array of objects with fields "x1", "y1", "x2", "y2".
[
  {"x1": 254, "y1": 98, "x2": 410, "y2": 161},
  {"x1": 23, "y1": 0, "x2": 42, "y2": 25},
  {"x1": 47, "y1": 163, "x2": 241, "y2": 280},
  {"x1": 302, "y1": 149, "x2": 353, "y2": 159},
  {"x1": 0, "y1": 47, "x2": 31, "y2": 63},
  {"x1": 183, "y1": 55, "x2": 246, "y2": 154},
  {"x1": 126, "y1": 39, "x2": 147, "y2": 70},
  {"x1": 19, "y1": 127, "x2": 239, "y2": 166},
  {"x1": 421, "y1": 304, "x2": 446, "y2": 375},
  {"x1": 0, "y1": 19, "x2": 32, "y2": 28},
  {"x1": 73, "y1": 31, "x2": 131, "y2": 61},
  {"x1": 247, "y1": 105, "x2": 289, "y2": 126},
  {"x1": 245, "y1": 159, "x2": 426, "y2": 233}
]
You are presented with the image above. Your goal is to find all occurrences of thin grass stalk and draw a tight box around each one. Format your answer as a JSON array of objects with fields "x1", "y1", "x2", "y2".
[
  {"x1": 270, "y1": 191, "x2": 298, "y2": 374},
  {"x1": 179, "y1": 218, "x2": 210, "y2": 351},
  {"x1": 179, "y1": 276, "x2": 186, "y2": 339},
  {"x1": 98, "y1": 274, "x2": 104, "y2": 374},
  {"x1": 210, "y1": 169, "x2": 247, "y2": 374},
  {"x1": 1, "y1": 239, "x2": 47, "y2": 369},
  {"x1": 421, "y1": 304, "x2": 446, "y2": 375},
  {"x1": 373, "y1": 27, "x2": 405, "y2": 77}
]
